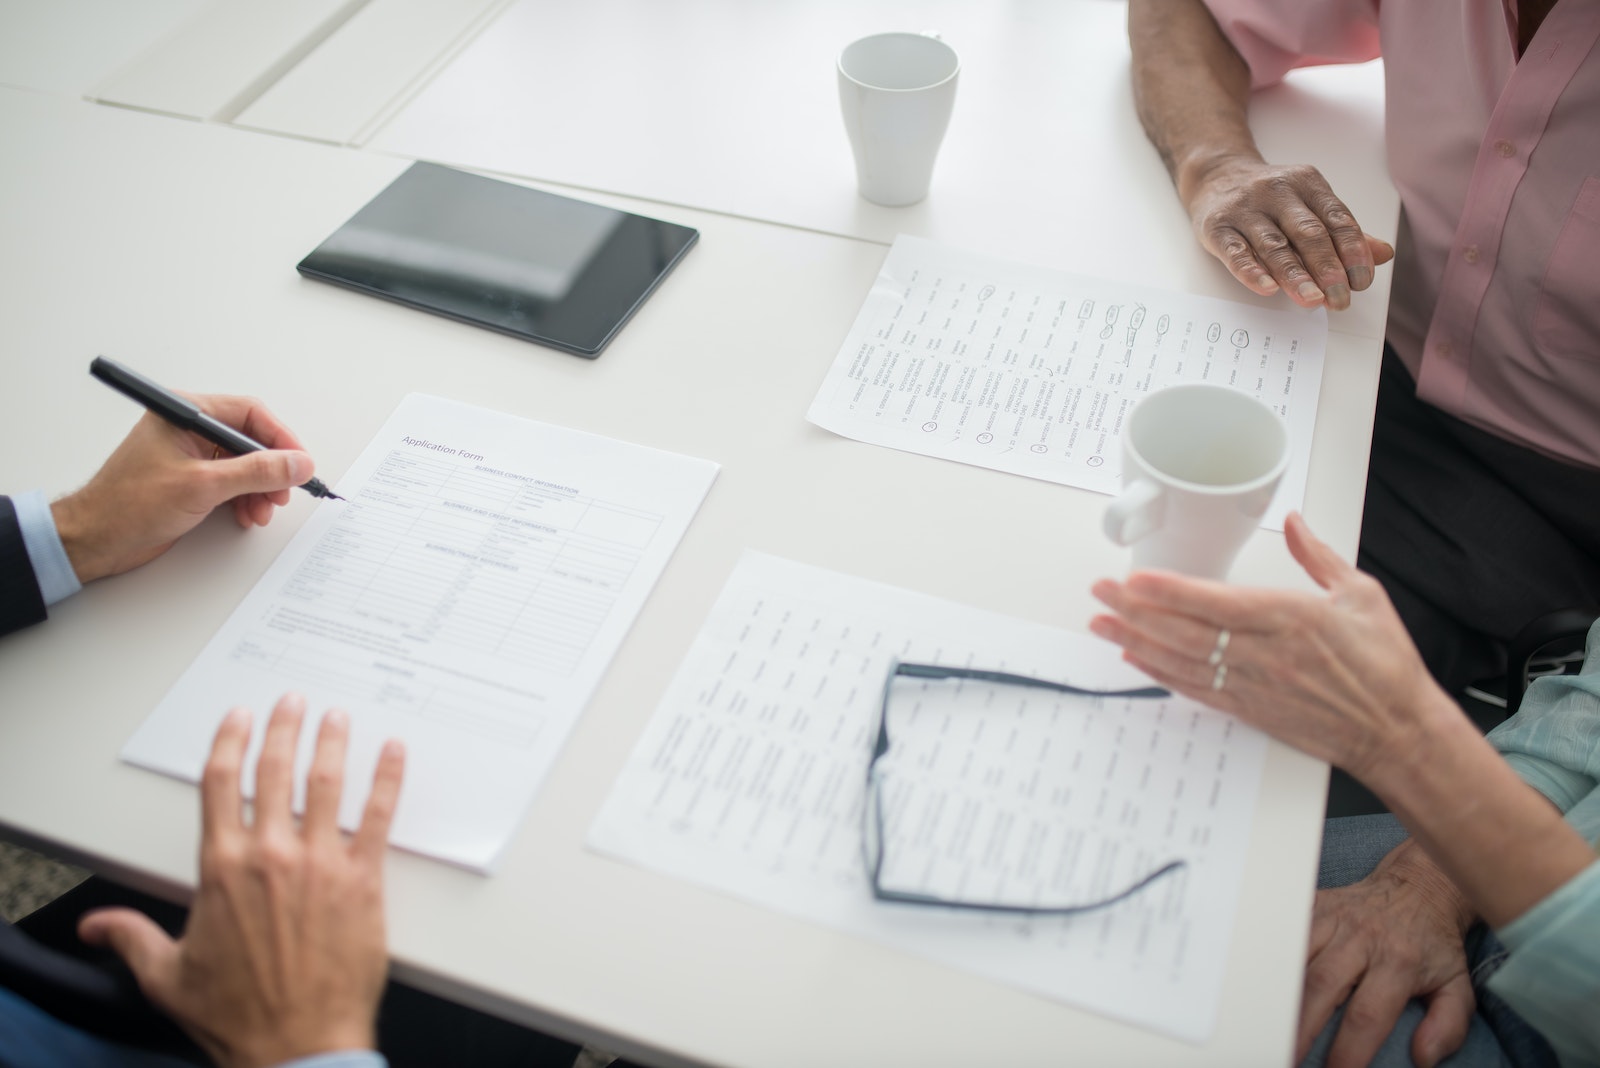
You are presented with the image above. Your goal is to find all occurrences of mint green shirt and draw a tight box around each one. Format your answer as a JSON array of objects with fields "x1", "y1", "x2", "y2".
[{"x1": 1486, "y1": 620, "x2": 1600, "y2": 1068}]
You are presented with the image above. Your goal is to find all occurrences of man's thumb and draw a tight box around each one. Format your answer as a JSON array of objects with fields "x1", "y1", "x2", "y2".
[
  {"x1": 78, "y1": 906, "x2": 178, "y2": 984},
  {"x1": 209, "y1": 449, "x2": 313, "y2": 499}
]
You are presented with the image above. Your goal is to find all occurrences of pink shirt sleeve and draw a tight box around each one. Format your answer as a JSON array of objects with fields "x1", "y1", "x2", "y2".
[{"x1": 1200, "y1": 0, "x2": 1382, "y2": 88}]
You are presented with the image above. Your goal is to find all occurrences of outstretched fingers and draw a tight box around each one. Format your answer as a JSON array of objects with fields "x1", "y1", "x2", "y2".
[
  {"x1": 1093, "y1": 570, "x2": 1283, "y2": 636},
  {"x1": 1092, "y1": 613, "x2": 1218, "y2": 693},
  {"x1": 352, "y1": 740, "x2": 406, "y2": 865},
  {"x1": 200, "y1": 707, "x2": 252, "y2": 842},
  {"x1": 302, "y1": 709, "x2": 351, "y2": 841},
  {"x1": 252, "y1": 693, "x2": 307, "y2": 834}
]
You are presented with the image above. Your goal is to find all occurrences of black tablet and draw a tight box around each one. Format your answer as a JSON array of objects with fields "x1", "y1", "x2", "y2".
[{"x1": 297, "y1": 162, "x2": 698, "y2": 357}]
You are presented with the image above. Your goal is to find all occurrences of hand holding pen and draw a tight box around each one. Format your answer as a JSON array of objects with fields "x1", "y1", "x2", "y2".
[
  {"x1": 51, "y1": 358, "x2": 339, "y2": 584},
  {"x1": 91, "y1": 357, "x2": 342, "y2": 500}
]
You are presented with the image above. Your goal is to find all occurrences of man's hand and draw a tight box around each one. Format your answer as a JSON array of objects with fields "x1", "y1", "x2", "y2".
[
  {"x1": 1128, "y1": 0, "x2": 1394, "y2": 312},
  {"x1": 1182, "y1": 155, "x2": 1395, "y2": 311},
  {"x1": 51, "y1": 393, "x2": 315, "y2": 584},
  {"x1": 79, "y1": 694, "x2": 406, "y2": 1068},
  {"x1": 1300, "y1": 840, "x2": 1477, "y2": 1068}
]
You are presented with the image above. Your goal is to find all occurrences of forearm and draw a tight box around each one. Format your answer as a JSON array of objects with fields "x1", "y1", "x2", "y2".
[
  {"x1": 1367, "y1": 693, "x2": 1596, "y2": 929},
  {"x1": 1128, "y1": 0, "x2": 1261, "y2": 205}
]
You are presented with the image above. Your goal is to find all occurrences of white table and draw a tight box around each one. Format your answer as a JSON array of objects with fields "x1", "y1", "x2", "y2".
[
  {"x1": 0, "y1": 0, "x2": 210, "y2": 98},
  {"x1": 0, "y1": 2, "x2": 1397, "y2": 1063},
  {"x1": 54, "y1": 0, "x2": 1395, "y2": 561},
  {"x1": 70, "y1": 0, "x2": 1395, "y2": 346}
]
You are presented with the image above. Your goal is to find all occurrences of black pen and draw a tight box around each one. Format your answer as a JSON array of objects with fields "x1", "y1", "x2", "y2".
[{"x1": 90, "y1": 356, "x2": 344, "y2": 501}]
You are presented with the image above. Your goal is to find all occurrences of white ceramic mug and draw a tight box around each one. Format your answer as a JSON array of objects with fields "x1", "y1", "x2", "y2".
[
  {"x1": 837, "y1": 32, "x2": 959, "y2": 207},
  {"x1": 1102, "y1": 384, "x2": 1289, "y2": 579}
]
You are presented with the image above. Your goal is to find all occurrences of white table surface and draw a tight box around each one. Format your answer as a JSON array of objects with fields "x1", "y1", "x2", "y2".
[
  {"x1": 0, "y1": 2, "x2": 1396, "y2": 1061},
  {"x1": 223, "y1": 0, "x2": 1396, "y2": 343},
  {"x1": 74, "y1": 0, "x2": 1395, "y2": 344},
  {"x1": 0, "y1": 0, "x2": 210, "y2": 97}
]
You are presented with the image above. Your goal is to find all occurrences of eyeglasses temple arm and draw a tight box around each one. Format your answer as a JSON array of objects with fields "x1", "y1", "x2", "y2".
[{"x1": 892, "y1": 661, "x2": 1169, "y2": 699}]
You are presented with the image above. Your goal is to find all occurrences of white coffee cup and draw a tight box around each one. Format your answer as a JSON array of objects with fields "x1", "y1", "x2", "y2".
[
  {"x1": 837, "y1": 32, "x2": 959, "y2": 207},
  {"x1": 1102, "y1": 384, "x2": 1289, "y2": 579}
]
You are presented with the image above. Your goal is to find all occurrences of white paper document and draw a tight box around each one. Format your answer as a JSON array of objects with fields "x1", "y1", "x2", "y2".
[
  {"x1": 123, "y1": 394, "x2": 718, "y2": 872},
  {"x1": 807, "y1": 235, "x2": 1328, "y2": 529},
  {"x1": 589, "y1": 553, "x2": 1266, "y2": 1041}
]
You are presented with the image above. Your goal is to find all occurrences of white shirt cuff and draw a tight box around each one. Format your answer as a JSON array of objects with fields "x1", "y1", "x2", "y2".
[
  {"x1": 274, "y1": 1052, "x2": 387, "y2": 1068},
  {"x1": 12, "y1": 490, "x2": 81, "y2": 605}
]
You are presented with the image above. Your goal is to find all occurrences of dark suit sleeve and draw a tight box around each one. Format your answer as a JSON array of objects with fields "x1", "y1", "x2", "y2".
[{"x1": 1, "y1": 495, "x2": 49, "y2": 638}]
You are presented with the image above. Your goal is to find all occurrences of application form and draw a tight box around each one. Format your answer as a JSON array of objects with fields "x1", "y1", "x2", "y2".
[
  {"x1": 123, "y1": 394, "x2": 718, "y2": 871},
  {"x1": 589, "y1": 553, "x2": 1266, "y2": 1042},
  {"x1": 808, "y1": 235, "x2": 1328, "y2": 529}
]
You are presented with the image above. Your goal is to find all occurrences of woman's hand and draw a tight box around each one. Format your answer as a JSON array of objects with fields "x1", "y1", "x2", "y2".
[{"x1": 1089, "y1": 512, "x2": 1452, "y2": 787}]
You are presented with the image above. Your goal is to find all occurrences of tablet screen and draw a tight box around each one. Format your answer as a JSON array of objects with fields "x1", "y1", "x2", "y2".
[{"x1": 297, "y1": 162, "x2": 698, "y2": 357}]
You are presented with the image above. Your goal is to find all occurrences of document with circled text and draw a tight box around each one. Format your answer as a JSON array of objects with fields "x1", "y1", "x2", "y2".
[
  {"x1": 807, "y1": 235, "x2": 1328, "y2": 529},
  {"x1": 588, "y1": 552, "x2": 1266, "y2": 1042},
  {"x1": 123, "y1": 394, "x2": 718, "y2": 872}
]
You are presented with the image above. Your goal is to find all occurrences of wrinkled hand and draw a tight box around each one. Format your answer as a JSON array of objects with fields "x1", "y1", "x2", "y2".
[
  {"x1": 1183, "y1": 155, "x2": 1395, "y2": 311},
  {"x1": 51, "y1": 393, "x2": 315, "y2": 583},
  {"x1": 1088, "y1": 512, "x2": 1449, "y2": 785},
  {"x1": 79, "y1": 694, "x2": 406, "y2": 1068},
  {"x1": 1301, "y1": 840, "x2": 1477, "y2": 1068}
]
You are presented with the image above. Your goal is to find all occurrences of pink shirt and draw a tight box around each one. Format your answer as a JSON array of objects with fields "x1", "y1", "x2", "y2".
[{"x1": 1201, "y1": 0, "x2": 1600, "y2": 469}]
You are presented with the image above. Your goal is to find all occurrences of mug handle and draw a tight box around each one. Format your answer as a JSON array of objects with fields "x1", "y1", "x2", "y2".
[{"x1": 1103, "y1": 480, "x2": 1164, "y2": 546}]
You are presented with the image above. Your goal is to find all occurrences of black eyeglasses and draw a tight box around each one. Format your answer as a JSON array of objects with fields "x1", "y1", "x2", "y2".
[{"x1": 863, "y1": 661, "x2": 1187, "y2": 915}]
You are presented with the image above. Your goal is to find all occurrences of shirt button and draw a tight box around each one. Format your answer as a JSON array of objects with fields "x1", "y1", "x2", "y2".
[
  {"x1": 1495, "y1": 139, "x2": 1515, "y2": 158},
  {"x1": 1464, "y1": 245, "x2": 1480, "y2": 264}
]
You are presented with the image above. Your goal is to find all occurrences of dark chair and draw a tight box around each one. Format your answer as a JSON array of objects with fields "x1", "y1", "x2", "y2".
[
  {"x1": 1462, "y1": 607, "x2": 1598, "y2": 722},
  {"x1": 1500, "y1": 607, "x2": 1597, "y2": 717}
]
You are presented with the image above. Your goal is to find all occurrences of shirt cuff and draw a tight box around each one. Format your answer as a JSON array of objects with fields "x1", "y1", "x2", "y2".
[
  {"x1": 1495, "y1": 857, "x2": 1600, "y2": 951},
  {"x1": 1487, "y1": 859, "x2": 1600, "y2": 1065},
  {"x1": 274, "y1": 1052, "x2": 387, "y2": 1068},
  {"x1": 12, "y1": 490, "x2": 81, "y2": 606}
]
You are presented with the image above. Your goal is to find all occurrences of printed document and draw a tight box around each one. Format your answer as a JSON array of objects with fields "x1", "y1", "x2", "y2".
[
  {"x1": 123, "y1": 394, "x2": 718, "y2": 872},
  {"x1": 807, "y1": 235, "x2": 1328, "y2": 529},
  {"x1": 589, "y1": 553, "x2": 1265, "y2": 1042}
]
